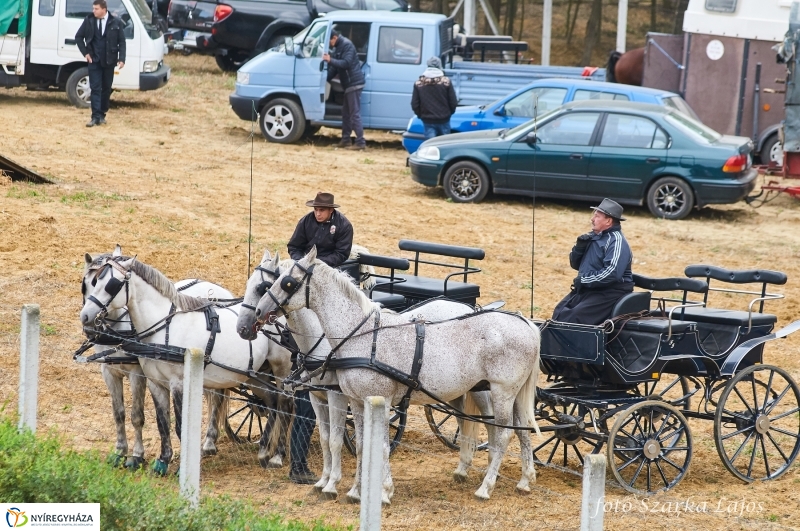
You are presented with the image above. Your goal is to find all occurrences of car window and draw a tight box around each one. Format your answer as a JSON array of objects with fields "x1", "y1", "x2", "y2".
[
  {"x1": 662, "y1": 95, "x2": 700, "y2": 120},
  {"x1": 504, "y1": 87, "x2": 567, "y2": 117},
  {"x1": 39, "y1": 0, "x2": 55, "y2": 16},
  {"x1": 324, "y1": 0, "x2": 358, "y2": 9},
  {"x1": 536, "y1": 112, "x2": 600, "y2": 145},
  {"x1": 600, "y1": 114, "x2": 664, "y2": 149},
  {"x1": 299, "y1": 20, "x2": 328, "y2": 58},
  {"x1": 664, "y1": 111, "x2": 722, "y2": 144},
  {"x1": 365, "y1": 0, "x2": 404, "y2": 10},
  {"x1": 574, "y1": 90, "x2": 629, "y2": 101},
  {"x1": 332, "y1": 22, "x2": 371, "y2": 61},
  {"x1": 377, "y1": 26, "x2": 422, "y2": 65},
  {"x1": 66, "y1": 0, "x2": 134, "y2": 38}
]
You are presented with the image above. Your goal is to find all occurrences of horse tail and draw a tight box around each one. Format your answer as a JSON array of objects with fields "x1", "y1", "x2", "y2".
[
  {"x1": 606, "y1": 50, "x2": 622, "y2": 83},
  {"x1": 461, "y1": 392, "x2": 481, "y2": 452},
  {"x1": 516, "y1": 318, "x2": 542, "y2": 437}
]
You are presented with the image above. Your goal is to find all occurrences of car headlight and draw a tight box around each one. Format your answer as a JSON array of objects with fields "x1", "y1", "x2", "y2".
[
  {"x1": 237, "y1": 71, "x2": 250, "y2": 85},
  {"x1": 143, "y1": 60, "x2": 160, "y2": 73},
  {"x1": 416, "y1": 146, "x2": 440, "y2": 161}
]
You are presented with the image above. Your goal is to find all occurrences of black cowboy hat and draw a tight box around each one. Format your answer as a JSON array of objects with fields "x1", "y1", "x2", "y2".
[
  {"x1": 305, "y1": 192, "x2": 340, "y2": 208},
  {"x1": 590, "y1": 198, "x2": 626, "y2": 221}
]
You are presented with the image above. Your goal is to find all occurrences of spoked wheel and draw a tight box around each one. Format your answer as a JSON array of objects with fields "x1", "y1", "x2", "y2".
[
  {"x1": 635, "y1": 376, "x2": 695, "y2": 411},
  {"x1": 713, "y1": 364, "x2": 800, "y2": 482},
  {"x1": 225, "y1": 387, "x2": 269, "y2": 444},
  {"x1": 532, "y1": 402, "x2": 605, "y2": 470},
  {"x1": 343, "y1": 404, "x2": 407, "y2": 456},
  {"x1": 424, "y1": 403, "x2": 489, "y2": 452},
  {"x1": 607, "y1": 400, "x2": 692, "y2": 495}
]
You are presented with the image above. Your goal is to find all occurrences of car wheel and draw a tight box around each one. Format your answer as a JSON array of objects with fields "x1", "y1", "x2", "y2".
[
  {"x1": 66, "y1": 67, "x2": 91, "y2": 109},
  {"x1": 259, "y1": 98, "x2": 306, "y2": 143},
  {"x1": 646, "y1": 176, "x2": 694, "y2": 220},
  {"x1": 761, "y1": 134, "x2": 783, "y2": 166},
  {"x1": 215, "y1": 51, "x2": 248, "y2": 72},
  {"x1": 442, "y1": 161, "x2": 490, "y2": 203}
]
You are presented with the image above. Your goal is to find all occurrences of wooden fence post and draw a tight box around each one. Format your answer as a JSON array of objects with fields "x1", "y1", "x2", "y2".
[
  {"x1": 580, "y1": 453, "x2": 606, "y2": 531},
  {"x1": 179, "y1": 348, "x2": 204, "y2": 507},
  {"x1": 19, "y1": 304, "x2": 40, "y2": 433},
  {"x1": 360, "y1": 396, "x2": 385, "y2": 531}
]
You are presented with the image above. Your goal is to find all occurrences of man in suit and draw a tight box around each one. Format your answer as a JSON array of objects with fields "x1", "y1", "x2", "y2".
[{"x1": 75, "y1": 0, "x2": 126, "y2": 127}]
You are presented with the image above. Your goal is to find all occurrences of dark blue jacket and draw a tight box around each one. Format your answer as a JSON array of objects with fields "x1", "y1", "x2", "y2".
[
  {"x1": 570, "y1": 225, "x2": 633, "y2": 290},
  {"x1": 75, "y1": 14, "x2": 127, "y2": 67},
  {"x1": 287, "y1": 210, "x2": 353, "y2": 268},
  {"x1": 327, "y1": 36, "x2": 364, "y2": 90}
]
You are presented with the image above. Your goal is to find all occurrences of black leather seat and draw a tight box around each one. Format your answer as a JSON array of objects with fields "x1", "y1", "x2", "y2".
[
  {"x1": 370, "y1": 291, "x2": 406, "y2": 310},
  {"x1": 373, "y1": 274, "x2": 480, "y2": 301},
  {"x1": 611, "y1": 292, "x2": 651, "y2": 317},
  {"x1": 617, "y1": 319, "x2": 696, "y2": 335},
  {"x1": 666, "y1": 307, "x2": 777, "y2": 327}
]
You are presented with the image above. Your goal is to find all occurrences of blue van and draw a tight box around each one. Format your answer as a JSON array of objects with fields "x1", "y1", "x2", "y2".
[{"x1": 402, "y1": 79, "x2": 698, "y2": 153}]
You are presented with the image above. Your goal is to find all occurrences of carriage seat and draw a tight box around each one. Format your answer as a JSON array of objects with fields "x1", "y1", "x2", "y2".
[
  {"x1": 370, "y1": 291, "x2": 407, "y2": 311},
  {"x1": 611, "y1": 291, "x2": 651, "y2": 317},
  {"x1": 616, "y1": 318, "x2": 696, "y2": 335},
  {"x1": 373, "y1": 275, "x2": 480, "y2": 301},
  {"x1": 663, "y1": 307, "x2": 777, "y2": 327}
]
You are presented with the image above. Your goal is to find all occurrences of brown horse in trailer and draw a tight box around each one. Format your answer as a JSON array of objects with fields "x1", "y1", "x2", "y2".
[{"x1": 606, "y1": 47, "x2": 645, "y2": 86}]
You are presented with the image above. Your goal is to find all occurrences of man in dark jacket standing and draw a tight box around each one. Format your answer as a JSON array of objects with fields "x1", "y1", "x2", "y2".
[
  {"x1": 411, "y1": 57, "x2": 458, "y2": 139},
  {"x1": 285, "y1": 191, "x2": 353, "y2": 484},
  {"x1": 75, "y1": 0, "x2": 126, "y2": 127},
  {"x1": 552, "y1": 198, "x2": 634, "y2": 325},
  {"x1": 323, "y1": 30, "x2": 366, "y2": 150}
]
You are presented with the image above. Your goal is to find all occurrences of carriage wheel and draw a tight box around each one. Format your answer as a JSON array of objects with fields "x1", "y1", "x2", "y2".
[
  {"x1": 713, "y1": 364, "x2": 800, "y2": 482},
  {"x1": 424, "y1": 404, "x2": 489, "y2": 452},
  {"x1": 343, "y1": 404, "x2": 407, "y2": 457},
  {"x1": 607, "y1": 400, "x2": 692, "y2": 495},
  {"x1": 532, "y1": 401, "x2": 605, "y2": 471},
  {"x1": 635, "y1": 376, "x2": 694, "y2": 411},
  {"x1": 224, "y1": 387, "x2": 270, "y2": 445}
]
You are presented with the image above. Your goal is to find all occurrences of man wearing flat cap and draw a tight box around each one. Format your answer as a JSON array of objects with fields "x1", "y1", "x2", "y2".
[
  {"x1": 552, "y1": 198, "x2": 634, "y2": 325},
  {"x1": 288, "y1": 192, "x2": 354, "y2": 269},
  {"x1": 286, "y1": 192, "x2": 353, "y2": 483}
]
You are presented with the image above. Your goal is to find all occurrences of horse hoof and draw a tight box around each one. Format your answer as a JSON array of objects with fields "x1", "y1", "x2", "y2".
[
  {"x1": 125, "y1": 456, "x2": 145, "y2": 471},
  {"x1": 151, "y1": 459, "x2": 169, "y2": 477},
  {"x1": 107, "y1": 453, "x2": 126, "y2": 468},
  {"x1": 345, "y1": 493, "x2": 360, "y2": 504},
  {"x1": 515, "y1": 484, "x2": 531, "y2": 495},
  {"x1": 201, "y1": 447, "x2": 218, "y2": 458},
  {"x1": 319, "y1": 490, "x2": 338, "y2": 500},
  {"x1": 452, "y1": 472, "x2": 468, "y2": 483},
  {"x1": 474, "y1": 490, "x2": 490, "y2": 500}
]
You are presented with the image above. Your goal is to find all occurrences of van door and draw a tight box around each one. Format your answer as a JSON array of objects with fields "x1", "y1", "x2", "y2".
[
  {"x1": 59, "y1": 0, "x2": 140, "y2": 89},
  {"x1": 366, "y1": 24, "x2": 424, "y2": 129},
  {"x1": 293, "y1": 19, "x2": 329, "y2": 122}
]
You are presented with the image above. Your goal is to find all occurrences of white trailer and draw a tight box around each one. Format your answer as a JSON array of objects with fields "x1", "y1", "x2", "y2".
[{"x1": 0, "y1": 0, "x2": 170, "y2": 108}]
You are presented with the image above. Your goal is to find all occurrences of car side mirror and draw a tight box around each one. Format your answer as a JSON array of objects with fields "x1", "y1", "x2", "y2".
[
  {"x1": 525, "y1": 131, "x2": 537, "y2": 144},
  {"x1": 494, "y1": 105, "x2": 506, "y2": 116},
  {"x1": 284, "y1": 37, "x2": 294, "y2": 56}
]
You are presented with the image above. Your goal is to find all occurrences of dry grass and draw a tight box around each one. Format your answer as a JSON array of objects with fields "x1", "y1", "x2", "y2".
[{"x1": 1, "y1": 53, "x2": 800, "y2": 529}]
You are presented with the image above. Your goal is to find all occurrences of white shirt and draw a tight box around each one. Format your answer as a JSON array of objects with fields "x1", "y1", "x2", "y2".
[{"x1": 96, "y1": 12, "x2": 108, "y2": 35}]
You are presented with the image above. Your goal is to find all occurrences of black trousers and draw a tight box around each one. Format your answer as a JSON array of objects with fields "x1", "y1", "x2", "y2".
[
  {"x1": 552, "y1": 284, "x2": 633, "y2": 325},
  {"x1": 290, "y1": 389, "x2": 316, "y2": 471},
  {"x1": 88, "y1": 62, "x2": 115, "y2": 120},
  {"x1": 342, "y1": 88, "x2": 364, "y2": 146}
]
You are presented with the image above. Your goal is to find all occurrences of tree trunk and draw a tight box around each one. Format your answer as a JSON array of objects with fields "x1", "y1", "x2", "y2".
[
  {"x1": 673, "y1": 0, "x2": 688, "y2": 34},
  {"x1": 410, "y1": 0, "x2": 420, "y2": 11},
  {"x1": 432, "y1": 0, "x2": 444, "y2": 14},
  {"x1": 580, "y1": 0, "x2": 603, "y2": 66},
  {"x1": 650, "y1": 0, "x2": 657, "y2": 32},
  {"x1": 567, "y1": 0, "x2": 582, "y2": 46},
  {"x1": 517, "y1": 0, "x2": 525, "y2": 41},
  {"x1": 504, "y1": 0, "x2": 517, "y2": 36}
]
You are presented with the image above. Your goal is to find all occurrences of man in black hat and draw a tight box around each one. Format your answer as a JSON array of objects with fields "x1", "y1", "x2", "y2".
[
  {"x1": 75, "y1": 0, "x2": 126, "y2": 127},
  {"x1": 285, "y1": 191, "x2": 353, "y2": 484},
  {"x1": 552, "y1": 198, "x2": 634, "y2": 325}
]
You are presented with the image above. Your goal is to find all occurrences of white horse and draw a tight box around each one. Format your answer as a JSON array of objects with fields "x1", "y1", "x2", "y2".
[
  {"x1": 237, "y1": 249, "x2": 493, "y2": 499},
  {"x1": 79, "y1": 251, "x2": 292, "y2": 474},
  {"x1": 254, "y1": 247, "x2": 541, "y2": 501},
  {"x1": 81, "y1": 246, "x2": 240, "y2": 470}
]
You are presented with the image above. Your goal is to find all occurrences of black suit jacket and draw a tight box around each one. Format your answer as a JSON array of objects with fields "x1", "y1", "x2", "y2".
[
  {"x1": 75, "y1": 13, "x2": 127, "y2": 66},
  {"x1": 287, "y1": 211, "x2": 354, "y2": 268}
]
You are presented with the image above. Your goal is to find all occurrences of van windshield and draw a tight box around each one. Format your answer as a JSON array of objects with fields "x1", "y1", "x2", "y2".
[{"x1": 129, "y1": 0, "x2": 163, "y2": 39}]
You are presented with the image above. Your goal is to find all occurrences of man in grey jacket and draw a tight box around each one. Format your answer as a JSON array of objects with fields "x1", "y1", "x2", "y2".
[
  {"x1": 323, "y1": 30, "x2": 366, "y2": 150},
  {"x1": 552, "y1": 198, "x2": 634, "y2": 325}
]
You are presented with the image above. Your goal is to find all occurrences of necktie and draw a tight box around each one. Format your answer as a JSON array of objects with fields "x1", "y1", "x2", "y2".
[{"x1": 97, "y1": 18, "x2": 102, "y2": 35}]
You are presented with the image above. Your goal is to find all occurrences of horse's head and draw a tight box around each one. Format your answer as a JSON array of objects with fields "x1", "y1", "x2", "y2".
[
  {"x1": 254, "y1": 246, "x2": 318, "y2": 322},
  {"x1": 237, "y1": 248, "x2": 281, "y2": 340},
  {"x1": 80, "y1": 250, "x2": 135, "y2": 328}
]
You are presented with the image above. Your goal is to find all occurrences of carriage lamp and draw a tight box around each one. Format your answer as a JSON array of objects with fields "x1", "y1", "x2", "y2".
[
  {"x1": 237, "y1": 71, "x2": 250, "y2": 85},
  {"x1": 417, "y1": 146, "x2": 440, "y2": 161}
]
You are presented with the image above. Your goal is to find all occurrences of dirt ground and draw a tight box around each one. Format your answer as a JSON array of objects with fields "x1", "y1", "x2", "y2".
[{"x1": 2, "y1": 54, "x2": 800, "y2": 530}]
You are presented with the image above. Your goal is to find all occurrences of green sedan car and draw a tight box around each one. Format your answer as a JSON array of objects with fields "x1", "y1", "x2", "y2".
[{"x1": 408, "y1": 101, "x2": 757, "y2": 220}]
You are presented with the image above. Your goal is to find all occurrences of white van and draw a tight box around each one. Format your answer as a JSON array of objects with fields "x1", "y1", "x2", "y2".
[{"x1": 0, "y1": 0, "x2": 170, "y2": 107}]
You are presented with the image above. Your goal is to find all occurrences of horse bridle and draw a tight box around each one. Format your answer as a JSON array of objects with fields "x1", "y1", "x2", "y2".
[
  {"x1": 85, "y1": 258, "x2": 131, "y2": 321},
  {"x1": 255, "y1": 261, "x2": 316, "y2": 325},
  {"x1": 241, "y1": 263, "x2": 281, "y2": 313}
]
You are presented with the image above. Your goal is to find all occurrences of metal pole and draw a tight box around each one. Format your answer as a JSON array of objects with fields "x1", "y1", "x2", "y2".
[
  {"x1": 542, "y1": 0, "x2": 552, "y2": 66},
  {"x1": 179, "y1": 348, "x2": 204, "y2": 508},
  {"x1": 579, "y1": 454, "x2": 606, "y2": 531},
  {"x1": 463, "y1": 0, "x2": 475, "y2": 35},
  {"x1": 18, "y1": 304, "x2": 40, "y2": 433},
  {"x1": 360, "y1": 396, "x2": 385, "y2": 531},
  {"x1": 753, "y1": 62, "x2": 762, "y2": 143},
  {"x1": 617, "y1": 0, "x2": 628, "y2": 53}
]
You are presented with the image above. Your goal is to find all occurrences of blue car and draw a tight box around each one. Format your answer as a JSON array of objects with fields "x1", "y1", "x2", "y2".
[{"x1": 402, "y1": 79, "x2": 698, "y2": 153}]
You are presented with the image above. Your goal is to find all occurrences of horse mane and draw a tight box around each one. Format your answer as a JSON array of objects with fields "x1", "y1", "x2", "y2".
[
  {"x1": 124, "y1": 257, "x2": 210, "y2": 311},
  {"x1": 606, "y1": 50, "x2": 622, "y2": 83},
  {"x1": 280, "y1": 258, "x2": 378, "y2": 316}
]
